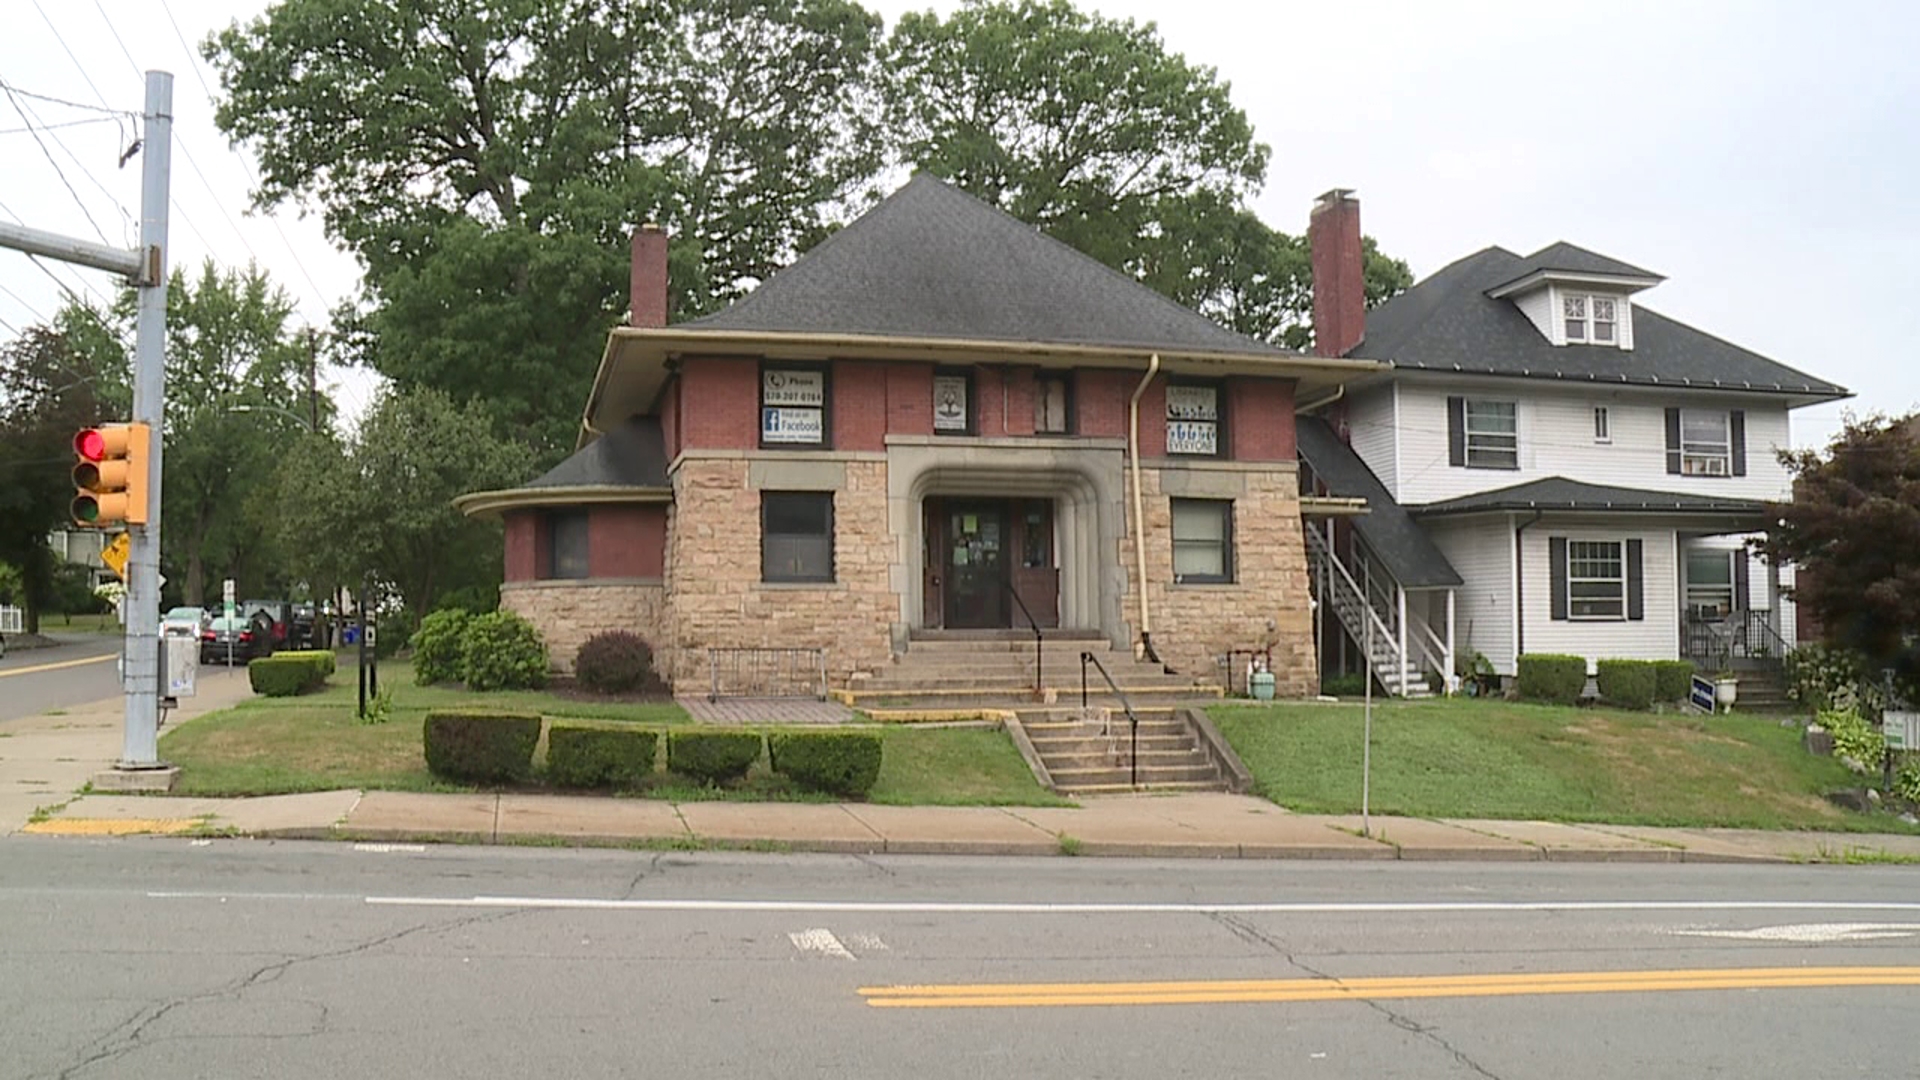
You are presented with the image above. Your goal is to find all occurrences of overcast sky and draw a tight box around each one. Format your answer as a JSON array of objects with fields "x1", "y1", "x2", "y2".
[{"x1": 2, "y1": 0, "x2": 1913, "y2": 449}]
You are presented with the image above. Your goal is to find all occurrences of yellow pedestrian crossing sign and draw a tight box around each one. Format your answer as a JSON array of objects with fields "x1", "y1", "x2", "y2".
[{"x1": 100, "y1": 532, "x2": 130, "y2": 581}]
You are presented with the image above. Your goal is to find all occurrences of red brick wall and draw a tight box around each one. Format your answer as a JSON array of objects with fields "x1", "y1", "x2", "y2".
[
  {"x1": 1077, "y1": 369, "x2": 1131, "y2": 438},
  {"x1": 1004, "y1": 368, "x2": 1037, "y2": 436},
  {"x1": 630, "y1": 226, "x2": 669, "y2": 328},
  {"x1": 1228, "y1": 377, "x2": 1297, "y2": 461},
  {"x1": 971, "y1": 366, "x2": 1005, "y2": 436},
  {"x1": 659, "y1": 377, "x2": 681, "y2": 461},
  {"x1": 678, "y1": 357, "x2": 759, "y2": 450},
  {"x1": 886, "y1": 363, "x2": 933, "y2": 436},
  {"x1": 1308, "y1": 191, "x2": 1365, "y2": 358},
  {"x1": 589, "y1": 504, "x2": 666, "y2": 578},
  {"x1": 1138, "y1": 377, "x2": 1168, "y2": 456},
  {"x1": 504, "y1": 512, "x2": 538, "y2": 582},
  {"x1": 835, "y1": 361, "x2": 888, "y2": 451}
]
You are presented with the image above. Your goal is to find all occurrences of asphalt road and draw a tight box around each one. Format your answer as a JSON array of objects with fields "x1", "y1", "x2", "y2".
[
  {"x1": 4, "y1": 840, "x2": 1919, "y2": 1079},
  {"x1": 0, "y1": 634, "x2": 122, "y2": 723}
]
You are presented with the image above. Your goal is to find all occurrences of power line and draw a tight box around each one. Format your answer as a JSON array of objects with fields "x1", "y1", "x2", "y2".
[
  {"x1": 0, "y1": 82, "x2": 137, "y2": 119},
  {"x1": 0, "y1": 281, "x2": 48, "y2": 324},
  {"x1": 0, "y1": 80, "x2": 111, "y2": 245},
  {"x1": 0, "y1": 116, "x2": 121, "y2": 137},
  {"x1": 7, "y1": 93, "x2": 137, "y2": 247},
  {"x1": 33, "y1": 0, "x2": 116, "y2": 114}
]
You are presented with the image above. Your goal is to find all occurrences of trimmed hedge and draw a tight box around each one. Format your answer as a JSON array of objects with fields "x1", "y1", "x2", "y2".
[
  {"x1": 248, "y1": 653, "x2": 328, "y2": 697},
  {"x1": 768, "y1": 731, "x2": 883, "y2": 797},
  {"x1": 574, "y1": 630, "x2": 659, "y2": 695},
  {"x1": 667, "y1": 729, "x2": 763, "y2": 784},
  {"x1": 1516, "y1": 653, "x2": 1587, "y2": 705},
  {"x1": 422, "y1": 710, "x2": 541, "y2": 783},
  {"x1": 1653, "y1": 659, "x2": 1696, "y2": 702},
  {"x1": 547, "y1": 723, "x2": 659, "y2": 789},
  {"x1": 412, "y1": 609, "x2": 471, "y2": 686},
  {"x1": 275, "y1": 649, "x2": 336, "y2": 677},
  {"x1": 1596, "y1": 659, "x2": 1657, "y2": 710},
  {"x1": 459, "y1": 611, "x2": 548, "y2": 691}
]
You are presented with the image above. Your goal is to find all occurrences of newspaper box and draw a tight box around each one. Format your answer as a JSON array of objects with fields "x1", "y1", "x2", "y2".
[{"x1": 162, "y1": 621, "x2": 199, "y2": 699}]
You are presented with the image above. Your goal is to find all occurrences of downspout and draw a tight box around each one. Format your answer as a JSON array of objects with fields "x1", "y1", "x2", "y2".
[
  {"x1": 1129, "y1": 353, "x2": 1164, "y2": 666},
  {"x1": 1293, "y1": 383, "x2": 1346, "y2": 415},
  {"x1": 1513, "y1": 509, "x2": 1544, "y2": 658}
]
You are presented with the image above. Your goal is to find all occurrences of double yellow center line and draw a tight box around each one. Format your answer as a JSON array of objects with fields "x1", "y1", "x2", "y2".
[{"x1": 860, "y1": 966, "x2": 1920, "y2": 1009}]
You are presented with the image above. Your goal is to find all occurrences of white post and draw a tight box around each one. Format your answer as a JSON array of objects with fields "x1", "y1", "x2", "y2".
[
  {"x1": 1445, "y1": 588, "x2": 1457, "y2": 695},
  {"x1": 121, "y1": 71, "x2": 172, "y2": 768},
  {"x1": 1396, "y1": 585, "x2": 1409, "y2": 697},
  {"x1": 1362, "y1": 608, "x2": 1373, "y2": 838}
]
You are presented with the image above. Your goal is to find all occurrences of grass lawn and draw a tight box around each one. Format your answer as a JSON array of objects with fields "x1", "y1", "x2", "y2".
[
  {"x1": 36, "y1": 612, "x2": 120, "y2": 634},
  {"x1": 161, "y1": 659, "x2": 1063, "y2": 805},
  {"x1": 1213, "y1": 698, "x2": 1912, "y2": 832}
]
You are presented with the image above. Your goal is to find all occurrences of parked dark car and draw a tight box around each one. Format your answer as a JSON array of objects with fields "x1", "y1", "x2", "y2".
[
  {"x1": 200, "y1": 615, "x2": 269, "y2": 664},
  {"x1": 239, "y1": 600, "x2": 295, "y2": 650},
  {"x1": 291, "y1": 602, "x2": 323, "y2": 649}
]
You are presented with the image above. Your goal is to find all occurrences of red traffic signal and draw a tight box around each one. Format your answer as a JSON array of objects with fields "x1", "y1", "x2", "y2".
[{"x1": 71, "y1": 422, "x2": 150, "y2": 527}]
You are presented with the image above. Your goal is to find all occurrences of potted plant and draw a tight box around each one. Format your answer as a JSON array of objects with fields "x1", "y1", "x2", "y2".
[{"x1": 1714, "y1": 670, "x2": 1739, "y2": 713}]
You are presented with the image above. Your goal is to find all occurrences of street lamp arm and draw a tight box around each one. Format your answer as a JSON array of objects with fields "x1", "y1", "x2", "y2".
[{"x1": 227, "y1": 403, "x2": 318, "y2": 431}]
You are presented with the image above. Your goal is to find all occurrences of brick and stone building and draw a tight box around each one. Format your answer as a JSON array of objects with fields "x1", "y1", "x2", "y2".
[{"x1": 457, "y1": 175, "x2": 1380, "y2": 696}]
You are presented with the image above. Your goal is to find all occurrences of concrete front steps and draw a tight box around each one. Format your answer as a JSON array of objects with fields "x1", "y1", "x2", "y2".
[
  {"x1": 832, "y1": 631, "x2": 1226, "y2": 711},
  {"x1": 1009, "y1": 706, "x2": 1248, "y2": 795}
]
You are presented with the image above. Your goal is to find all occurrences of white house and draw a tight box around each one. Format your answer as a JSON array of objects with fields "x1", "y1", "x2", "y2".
[{"x1": 1298, "y1": 190, "x2": 1849, "y2": 693}]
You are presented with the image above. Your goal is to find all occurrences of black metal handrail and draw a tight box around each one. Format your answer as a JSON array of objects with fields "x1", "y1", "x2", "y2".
[
  {"x1": 1081, "y1": 650, "x2": 1141, "y2": 788},
  {"x1": 1004, "y1": 581, "x2": 1044, "y2": 697}
]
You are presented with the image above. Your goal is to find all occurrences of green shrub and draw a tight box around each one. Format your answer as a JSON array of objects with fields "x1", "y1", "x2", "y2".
[
  {"x1": 247, "y1": 653, "x2": 327, "y2": 697},
  {"x1": 458, "y1": 611, "x2": 548, "y2": 691},
  {"x1": 666, "y1": 729, "x2": 763, "y2": 784},
  {"x1": 1516, "y1": 654, "x2": 1587, "y2": 705},
  {"x1": 1652, "y1": 660, "x2": 1696, "y2": 702},
  {"x1": 1897, "y1": 756, "x2": 1920, "y2": 804},
  {"x1": 275, "y1": 649, "x2": 336, "y2": 677},
  {"x1": 411, "y1": 609, "x2": 470, "y2": 686},
  {"x1": 1320, "y1": 673, "x2": 1369, "y2": 697},
  {"x1": 1820, "y1": 708, "x2": 1886, "y2": 771},
  {"x1": 574, "y1": 630, "x2": 660, "y2": 695},
  {"x1": 422, "y1": 710, "x2": 541, "y2": 783},
  {"x1": 547, "y1": 723, "x2": 659, "y2": 789},
  {"x1": 1595, "y1": 659, "x2": 1657, "y2": 710},
  {"x1": 768, "y1": 731, "x2": 883, "y2": 796}
]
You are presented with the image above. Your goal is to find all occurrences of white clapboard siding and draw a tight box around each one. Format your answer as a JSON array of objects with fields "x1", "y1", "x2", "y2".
[
  {"x1": 1343, "y1": 384, "x2": 1398, "y2": 495},
  {"x1": 1426, "y1": 517, "x2": 1516, "y2": 675},
  {"x1": 1521, "y1": 522, "x2": 1680, "y2": 664}
]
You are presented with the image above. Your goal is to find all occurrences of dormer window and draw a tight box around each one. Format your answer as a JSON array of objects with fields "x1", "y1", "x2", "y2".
[
  {"x1": 1564, "y1": 295, "x2": 1587, "y2": 342},
  {"x1": 1563, "y1": 294, "x2": 1618, "y2": 344}
]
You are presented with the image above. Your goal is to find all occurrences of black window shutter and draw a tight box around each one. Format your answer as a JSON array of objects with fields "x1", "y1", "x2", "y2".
[
  {"x1": 1447, "y1": 397, "x2": 1465, "y2": 466},
  {"x1": 1730, "y1": 410, "x2": 1746, "y2": 476},
  {"x1": 1665, "y1": 408, "x2": 1682, "y2": 474},
  {"x1": 1733, "y1": 551, "x2": 1749, "y2": 612},
  {"x1": 1626, "y1": 539, "x2": 1644, "y2": 621},
  {"x1": 1549, "y1": 537, "x2": 1568, "y2": 621}
]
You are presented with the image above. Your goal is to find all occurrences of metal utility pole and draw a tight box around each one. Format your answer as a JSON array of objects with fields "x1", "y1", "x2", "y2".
[{"x1": 0, "y1": 72, "x2": 172, "y2": 779}]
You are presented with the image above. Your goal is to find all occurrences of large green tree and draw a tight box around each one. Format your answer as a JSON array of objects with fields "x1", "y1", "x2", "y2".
[
  {"x1": 1766, "y1": 413, "x2": 1920, "y2": 674},
  {"x1": 207, "y1": 0, "x2": 884, "y2": 456}
]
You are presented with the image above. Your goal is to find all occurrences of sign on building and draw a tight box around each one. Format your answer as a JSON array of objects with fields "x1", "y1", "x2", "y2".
[
  {"x1": 761, "y1": 369, "x2": 825, "y2": 444},
  {"x1": 933, "y1": 374, "x2": 969, "y2": 432},
  {"x1": 1166, "y1": 384, "x2": 1218, "y2": 455}
]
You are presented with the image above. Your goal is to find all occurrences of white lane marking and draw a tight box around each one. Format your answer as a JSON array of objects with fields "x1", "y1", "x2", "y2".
[
  {"x1": 1672, "y1": 922, "x2": 1920, "y2": 943},
  {"x1": 847, "y1": 933, "x2": 889, "y2": 951},
  {"x1": 790, "y1": 928, "x2": 856, "y2": 959},
  {"x1": 354, "y1": 843, "x2": 427, "y2": 854},
  {"x1": 189, "y1": 839, "x2": 212, "y2": 847},
  {"x1": 360, "y1": 897, "x2": 1920, "y2": 915}
]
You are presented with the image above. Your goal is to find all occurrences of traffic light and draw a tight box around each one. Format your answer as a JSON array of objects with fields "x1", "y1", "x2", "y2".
[{"x1": 71, "y1": 422, "x2": 150, "y2": 527}]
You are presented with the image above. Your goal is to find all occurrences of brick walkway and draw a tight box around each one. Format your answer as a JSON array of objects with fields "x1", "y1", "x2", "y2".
[{"x1": 677, "y1": 696, "x2": 855, "y2": 725}]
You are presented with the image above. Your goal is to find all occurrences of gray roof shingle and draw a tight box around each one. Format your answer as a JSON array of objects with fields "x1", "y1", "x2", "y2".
[
  {"x1": 1492, "y1": 241, "x2": 1663, "y2": 286},
  {"x1": 683, "y1": 173, "x2": 1288, "y2": 357},
  {"x1": 1411, "y1": 477, "x2": 1766, "y2": 518},
  {"x1": 1297, "y1": 416, "x2": 1461, "y2": 588},
  {"x1": 525, "y1": 416, "x2": 668, "y2": 489},
  {"x1": 1361, "y1": 246, "x2": 1848, "y2": 398}
]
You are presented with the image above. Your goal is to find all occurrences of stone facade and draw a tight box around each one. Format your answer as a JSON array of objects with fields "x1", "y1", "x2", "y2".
[
  {"x1": 664, "y1": 455, "x2": 896, "y2": 689},
  {"x1": 501, "y1": 579, "x2": 667, "y2": 674},
  {"x1": 1120, "y1": 461, "x2": 1318, "y2": 697}
]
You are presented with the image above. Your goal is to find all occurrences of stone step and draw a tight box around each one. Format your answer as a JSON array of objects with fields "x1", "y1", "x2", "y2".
[
  {"x1": 905, "y1": 638, "x2": 1116, "y2": 654},
  {"x1": 866, "y1": 674, "x2": 1209, "y2": 694},
  {"x1": 1048, "y1": 763, "x2": 1224, "y2": 786},
  {"x1": 841, "y1": 687, "x2": 1222, "y2": 709},
  {"x1": 1061, "y1": 780, "x2": 1229, "y2": 795},
  {"x1": 1022, "y1": 718, "x2": 1191, "y2": 736},
  {"x1": 909, "y1": 628, "x2": 1108, "y2": 642},
  {"x1": 1028, "y1": 741, "x2": 1200, "y2": 761},
  {"x1": 1039, "y1": 749, "x2": 1209, "y2": 770}
]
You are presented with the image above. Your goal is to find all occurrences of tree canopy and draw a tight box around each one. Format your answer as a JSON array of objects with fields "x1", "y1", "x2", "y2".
[
  {"x1": 1766, "y1": 413, "x2": 1920, "y2": 672},
  {"x1": 205, "y1": 0, "x2": 1413, "y2": 459}
]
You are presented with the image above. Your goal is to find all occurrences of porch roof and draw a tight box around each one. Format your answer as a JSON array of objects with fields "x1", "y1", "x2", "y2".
[
  {"x1": 454, "y1": 417, "x2": 671, "y2": 518},
  {"x1": 1296, "y1": 416, "x2": 1462, "y2": 588},
  {"x1": 1411, "y1": 477, "x2": 1769, "y2": 519}
]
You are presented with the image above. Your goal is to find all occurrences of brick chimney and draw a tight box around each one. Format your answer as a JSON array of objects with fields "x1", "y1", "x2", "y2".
[
  {"x1": 1308, "y1": 189, "x2": 1364, "y2": 358},
  {"x1": 630, "y1": 223, "x2": 669, "y2": 328}
]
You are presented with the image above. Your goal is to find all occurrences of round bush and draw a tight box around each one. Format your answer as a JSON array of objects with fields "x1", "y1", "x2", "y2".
[
  {"x1": 459, "y1": 611, "x2": 549, "y2": 691},
  {"x1": 574, "y1": 631, "x2": 659, "y2": 695},
  {"x1": 1652, "y1": 660, "x2": 1696, "y2": 703},
  {"x1": 1595, "y1": 659, "x2": 1656, "y2": 710},
  {"x1": 1517, "y1": 653, "x2": 1587, "y2": 705},
  {"x1": 411, "y1": 609, "x2": 471, "y2": 686}
]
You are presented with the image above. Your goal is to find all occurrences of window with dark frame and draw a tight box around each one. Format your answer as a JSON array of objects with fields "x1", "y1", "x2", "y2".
[
  {"x1": 761, "y1": 492, "x2": 834, "y2": 583},
  {"x1": 1171, "y1": 499, "x2": 1233, "y2": 584},
  {"x1": 547, "y1": 510, "x2": 590, "y2": 580},
  {"x1": 1593, "y1": 406, "x2": 1610, "y2": 443},
  {"x1": 760, "y1": 365, "x2": 828, "y2": 447},
  {"x1": 1035, "y1": 373, "x2": 1072, "y2": 434},
  {"x1": 1679, "y1": 409, "x2": 1732, "y2": 475}
]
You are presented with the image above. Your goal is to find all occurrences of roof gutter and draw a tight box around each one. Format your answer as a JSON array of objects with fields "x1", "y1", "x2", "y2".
[{"x1": 1295, "y1": 384, "x2": 1346, "y2": 414}]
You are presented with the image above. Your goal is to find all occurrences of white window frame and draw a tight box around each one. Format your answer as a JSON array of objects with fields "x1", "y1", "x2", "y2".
[
  {"x1": 1680, "y1": 409, "x2": 1731, "y2": 476},
  {"x1": 1593, "y1": 406, "x2": 1611, "y2": 444},
  {"x1": 1591, "y1": 296, "x2": 1618, "y2": 343},
  {"x1": 1567, "y1": 539, "x2": 1626, "y2": 621},
  {"x1": 1563, "y1": 293, "x2": 1621, "y2": 345},
  {"x1": 1464, "y1": 399, "x2": 1518, "y2": 469},
  {"x1": 1685, "y1": 549, "x2": 1736, "y2": 621},
  {"x1": 1563, "y1": 294, "x2": 1588, "y2": 342}
]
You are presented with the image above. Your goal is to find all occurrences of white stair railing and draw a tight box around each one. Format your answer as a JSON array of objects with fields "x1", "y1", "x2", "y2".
[{"x1": 1305, "y1": 528, "x2": 1428, "y2": 695}]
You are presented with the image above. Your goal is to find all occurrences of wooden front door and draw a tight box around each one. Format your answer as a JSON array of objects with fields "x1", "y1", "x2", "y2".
[
  {"x1": 1010, "y1": 498, "x2": 1060, "y2": 628},
  {"x1": 944, "y1": 502, "x2": 1008, "y2": 629}
]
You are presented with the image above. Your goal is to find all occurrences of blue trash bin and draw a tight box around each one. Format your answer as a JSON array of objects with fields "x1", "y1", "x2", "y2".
[{"x1": 341, "y1": 625, "x2": 360, "y2": 646}]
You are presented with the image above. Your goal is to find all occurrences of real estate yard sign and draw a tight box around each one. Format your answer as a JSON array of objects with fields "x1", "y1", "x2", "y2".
[{"x1": 1884, "y1": 711, "x2": 1919, "y2": 752}]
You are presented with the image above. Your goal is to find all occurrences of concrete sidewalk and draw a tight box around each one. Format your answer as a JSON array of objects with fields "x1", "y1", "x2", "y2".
[
  {"x1": 21, "y1": 785, "x2": 1920, "y2": 863},
  {"x1": 9, "y1": 677, "x2": 1920, "y2": 863}
]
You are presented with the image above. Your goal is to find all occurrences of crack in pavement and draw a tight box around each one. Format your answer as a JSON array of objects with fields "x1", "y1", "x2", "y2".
[
  {"x1": 851, "y1": 853, "x2": 897, "y2": 878},
  {"x1": 39, "y1": 908, "x2": 527, "y2": 1080},
  {"x1": 1208, "y1": 913, "x2": 1506, "y2": 1080},
  {"x1": 620, "y1": 853, "x2": 667, "y2": 900}
]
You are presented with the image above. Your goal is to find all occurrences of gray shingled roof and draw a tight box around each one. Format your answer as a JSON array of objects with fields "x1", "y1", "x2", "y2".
[
  {"x1": 1411, "y1": 477, "x2": 1766, "y2": 518},
  {"x1": 524, "y1": 416, "x2": 668, "y2": 489},
  {"x1": 1492, "y1": 241, "x2": 1663, "y2": 286},
  {"x1": 1297, "y1": 416, "x2": 1461, "y2": 588},
  {"x1": 683, "y1": 173, "x2": 1288, "y2": 357},
  {"x1": 1361, "y1": 246, "x2": 1848, "y2": 398}
]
